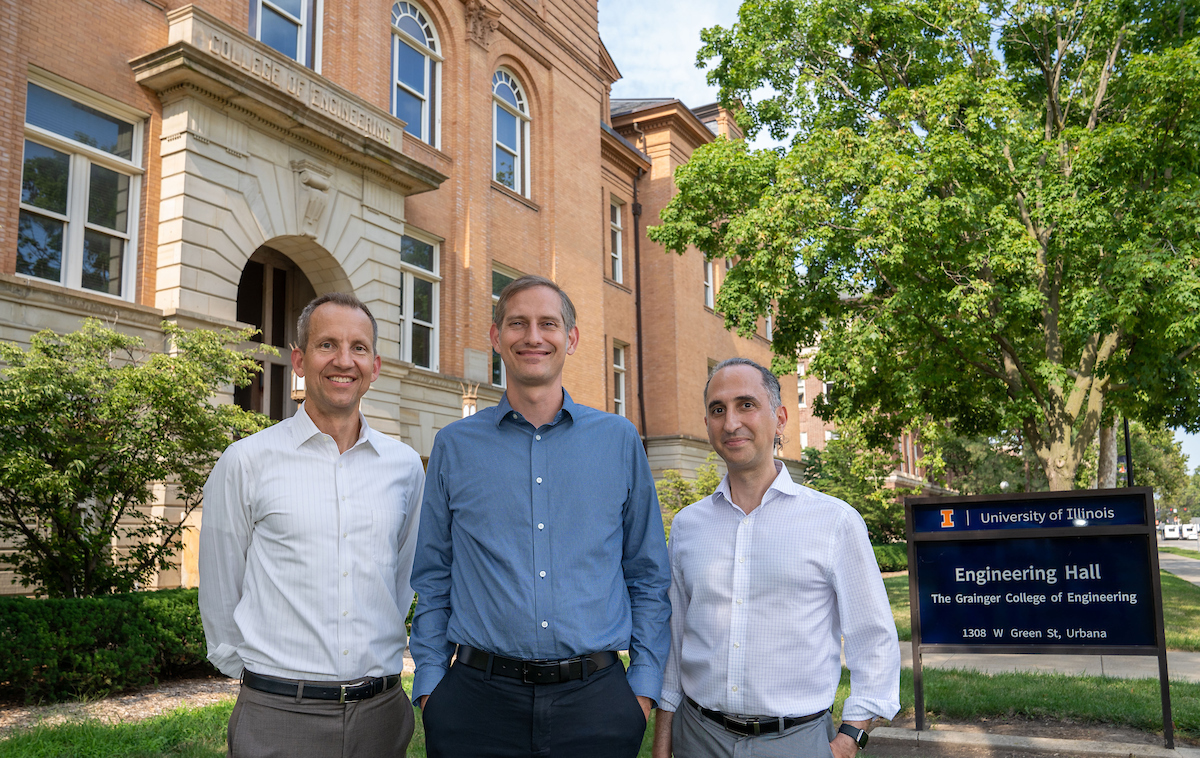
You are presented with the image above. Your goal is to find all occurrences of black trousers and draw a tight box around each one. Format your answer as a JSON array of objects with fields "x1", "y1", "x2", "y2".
[{"x1": 421, "y1": 657, "x2": 648, "y2": 758}]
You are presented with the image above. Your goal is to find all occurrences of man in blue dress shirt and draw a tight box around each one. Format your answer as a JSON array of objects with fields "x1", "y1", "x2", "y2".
[{"x1": 410, "y1": 275, "x2": 671, "y2": 757}]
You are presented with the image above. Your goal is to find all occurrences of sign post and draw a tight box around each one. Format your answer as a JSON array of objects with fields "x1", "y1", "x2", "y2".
[{"x1": 905, "y1": 488, "x2": 1173, "y2": 748}]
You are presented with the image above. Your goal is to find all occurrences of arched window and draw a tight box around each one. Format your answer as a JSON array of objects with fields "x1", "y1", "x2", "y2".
[
  {"x1": 392, "y1": 2, "x2": 440, "y2": 146},
  {"x1": 492, "y1": 69, "x2": 530, "y2": 196}
]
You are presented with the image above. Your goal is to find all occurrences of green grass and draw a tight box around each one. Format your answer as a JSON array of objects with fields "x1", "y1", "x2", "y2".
[
  {"x1": 1160, "y1": 546, "x2": 1200, "y2": 559},
  {"x1": 884, "y1": 571, "x2": 1200, "y2": 651}
]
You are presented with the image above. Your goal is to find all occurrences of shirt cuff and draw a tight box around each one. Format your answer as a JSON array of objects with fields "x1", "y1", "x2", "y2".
[
  {"x1": 625, "y1": 663, "x2": 662, "y2": 705},
  {"x1": 412, "y1": 665, "x2": 448, "y2": 705},
  {"x1": 842, "y1": 695, "x2": 900, "y2": 723},
  {"x1": 207, "y1": 643, "x2": 244, "y2": 680},
  {"x1": 657, "y1": 688, "x2": 682, "y2": 712}
]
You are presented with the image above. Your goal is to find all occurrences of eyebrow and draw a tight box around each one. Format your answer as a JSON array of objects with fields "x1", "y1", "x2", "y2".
[{"x1": 708, "y1": 395, "x2": 759, "y2": 410}]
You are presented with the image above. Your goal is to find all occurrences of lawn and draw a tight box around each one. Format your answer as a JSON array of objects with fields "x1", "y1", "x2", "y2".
[
  {"x1": 7, "y1": 669, "x2": 1199, "y2": 756},
  {"x1": 1160, "y1": 546, "x2": 1200, "y2": 559},
  {"x1": 884, "y1": 570, "x2": 1200, "y2": 651}
]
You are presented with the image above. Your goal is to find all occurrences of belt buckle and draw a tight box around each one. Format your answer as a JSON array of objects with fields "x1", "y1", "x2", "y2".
[
  {"x1": 339, "y1": 679, "x2": 367, "y2": 704},
  {"x1": 521, "y1": 662, "x2": 536, "y2": 685}
]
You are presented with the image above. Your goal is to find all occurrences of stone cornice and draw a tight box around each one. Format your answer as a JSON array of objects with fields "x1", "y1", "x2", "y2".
[
  {"x1": 613, "y1": 104, "x2": 714, "y2": 152},
  {"x1": 601, "y1": 127, "x2": 651, "y2": 176},
  {"x1": 130, "y1": 5, "x2": 447, "y2": 195}
]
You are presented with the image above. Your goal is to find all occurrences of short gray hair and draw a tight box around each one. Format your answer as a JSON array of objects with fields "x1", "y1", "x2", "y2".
[
  {"x1": 493, "y1": 275, "x2": 577, "y2": 333},
  {"x1": 296, "y1": 292, "x2": 378, "y2": 353},
  {"x1": 704, "y1": 357, "x2": 782, "y2": 413}
]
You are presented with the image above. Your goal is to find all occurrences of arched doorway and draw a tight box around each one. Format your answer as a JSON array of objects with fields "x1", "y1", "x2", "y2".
[{"x1": 234, "y1": 245, "x2": 317, "y2": 421}]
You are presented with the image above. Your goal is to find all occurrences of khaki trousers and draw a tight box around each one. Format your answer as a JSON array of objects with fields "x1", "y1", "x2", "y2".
[{"x1": 227, "y1": 677, "x2": 414, "y2": 758}]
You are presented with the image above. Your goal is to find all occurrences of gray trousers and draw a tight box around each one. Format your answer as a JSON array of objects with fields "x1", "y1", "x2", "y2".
[
  {"x1": 673, "y1": 698, "x2": 836, "y2": 758},
  {"x1": 227, "y1": 677, "x2": 414, "y2": 758}
]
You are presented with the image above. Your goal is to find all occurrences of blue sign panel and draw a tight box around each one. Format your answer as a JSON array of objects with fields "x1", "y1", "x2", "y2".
[
  {"x1": 914, "y1": 535, "x2": 1156, "y2": 646},
  {"x1": 911, "y1": 495, "x2": 1146, "y2": 533}
]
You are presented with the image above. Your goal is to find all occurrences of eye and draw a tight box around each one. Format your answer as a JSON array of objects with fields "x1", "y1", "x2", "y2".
[{"x1": 319, "y1": 341, "x2": 334, "y2": 351}]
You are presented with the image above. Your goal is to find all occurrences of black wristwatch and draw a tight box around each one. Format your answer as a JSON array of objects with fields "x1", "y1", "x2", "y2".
[{"x1": 838, "y1": 723, "x2": 869, "y2": 750}]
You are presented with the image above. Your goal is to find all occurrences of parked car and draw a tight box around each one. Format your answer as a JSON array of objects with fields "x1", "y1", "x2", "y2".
[{"x1": 1163, "y1": 524, "x2": 1182, "y2": 539}]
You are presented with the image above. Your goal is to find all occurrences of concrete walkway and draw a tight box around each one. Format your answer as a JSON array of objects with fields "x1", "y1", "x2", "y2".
[{"x1": 1160, "y1": 552, "x2": 1200, "y2": 587}]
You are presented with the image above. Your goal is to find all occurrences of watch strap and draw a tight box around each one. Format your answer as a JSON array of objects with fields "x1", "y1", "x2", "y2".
[{"x1": 837, "y1": 723, "x2": 868, "y2": 749}]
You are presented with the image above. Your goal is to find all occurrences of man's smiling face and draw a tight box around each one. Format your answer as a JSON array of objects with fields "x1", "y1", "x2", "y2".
[
  {"x1": 489, "y1": 285, "x2": 578, "y2": 391},
  {"x1": 704, "y1": 364, "x2": 786, "y2": 476},
  {"x1": 291, "y1": 302, "x2": 381, "y2": 422}
]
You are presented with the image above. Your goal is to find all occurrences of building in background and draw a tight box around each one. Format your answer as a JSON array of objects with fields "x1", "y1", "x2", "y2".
[{"x1": 0, "y1": 0, "x2": 799, "y2": 594}]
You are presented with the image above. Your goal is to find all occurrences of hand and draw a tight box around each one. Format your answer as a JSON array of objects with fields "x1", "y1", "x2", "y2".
[
  {"x1": 636, "y1": 695, "x2": 653, "y2": 722},
  {"x1": 829, "y1": 733, "x2": 859, "y2": 758}
]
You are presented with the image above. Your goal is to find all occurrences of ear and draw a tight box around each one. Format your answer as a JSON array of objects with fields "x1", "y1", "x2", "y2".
[
  {"x1": 565, "y1": 326, "x2": 579, "y2": 355},
  {"x1": 489, "y1": 322, "x2": 501, "y2": 354},
  {"x1": 291, "y1": 346, "x2": 306, "y2": 377},
  {"x1": 370, "y1": 354, "x2": 382, "y2": 383},
  {"x1": 775, "y1": 404, "x2": 788, "y2": 434}
]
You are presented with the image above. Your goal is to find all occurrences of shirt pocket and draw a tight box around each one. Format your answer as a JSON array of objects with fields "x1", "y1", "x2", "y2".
[{"x1": 370, "y1": 502, "x2": 410, "y2": 568}]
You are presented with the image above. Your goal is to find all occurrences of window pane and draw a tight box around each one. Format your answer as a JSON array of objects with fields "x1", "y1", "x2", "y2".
[
  {"x1": 395, "y1": 87, "x2": 424, "y2": 140},
  {"x1": 270, "y1": 0, "x2": 304, "y2": 20},
  {"x1": 495, "y1": 108, "x2": 517, "y2": 149},
  {"x1": 401, "y1": 235, "x2": 434, "y2": 271},
  {"x1": 494, "y1": 80, "x2": 519, "y2": 110},
  {"x1": 88, "y1": 164, "x2": 129, "y2": 232},
  {"x1": 396, "y1": 39, "x2": 426, "y2": 92},
  {"x1": 492, "y1": 270, "x2": 515, "y2": 297},
  {"x1": 17, "y1": 210, "x2": 64, "y2": 282},
  {"x1": 412, "y1": 277, "x2": 433, "y2": 322},
  {"x1": 412, "y1": 323, "x2": 432, "y2": 368},
  {"x1": 613, "y1": 373, "x2": 622, "y2": 399},
  {"x1": 492, "y1": 350, "x2": 503, "y2": 385},
  {"x1": 26, "y1": 84, "x2": 134, "y2": 160},
  {"x1": 398, "y1": 14, "x2": 426, "y2": 44},
  {"x1": 494, "y1": 146, "x2": 515, "y2": 188},
  {"x1": 261, "y1": 5, "x2": 300, "y2": 60},
  {"x1": 21, "y1": 141, "x2": 70, "y2": 214},
  {"x1": 611, "y1": 204, "x2": 618, "y2": 224},
  {"x1": 81, "y1": 228, "x2": 124, "y2": 295}
]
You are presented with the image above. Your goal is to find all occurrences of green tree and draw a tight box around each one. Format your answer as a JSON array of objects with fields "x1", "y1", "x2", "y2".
[
  {"x1": 649, "y1": 0, "x2": 1200, "y2": 490},
  {"x1": 802, "y1": 423, "x2": 917, "y2": 542},
  {"x1": 0, "y1": 320, "x2": 270, "y2": 598},
  {"x1": 657, "y1": 454, "x2": 723, "y2": 537},
  {"x1": 938, "y1": 430, "x2": 1048, "y2": 495}
]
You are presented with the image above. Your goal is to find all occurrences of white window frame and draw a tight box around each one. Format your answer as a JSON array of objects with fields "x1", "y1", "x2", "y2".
[
  {"x1": 612, "y1": 342, "x2": 627, "y2": 417},
  {"x1": 19, "y1": 71, "x2": 145, "y2": 301},
  {"x1": 797, "y1": 363, "x2": 807, "y2": 408},
  {"x1": 492, "y1": 68, "x2": 530, "y2": 197},
  {"x1": 252, "y1": 0, "x2": 321, "y2": 69},
  {"x1": 391, "y1": 1, "x2": 441, "y2": 147},
  {"x1": 398, "y1": 230, "x2": 440, "y2": 371},
  {"x1": 800, "y1": 431, "x2": 808, "y2": 448},
  {"x1": 609, "y1": 199, "x2": 623, "y2": 283},
  {"x1": 765, "y1": 310, "x2": 773, "y2": 340},
  {"x1": 703, "y1": 259, "x2": 714, "y2": 308},
  {"x1": 491, "y1": 264, "x2": 522, "y2": 388}
]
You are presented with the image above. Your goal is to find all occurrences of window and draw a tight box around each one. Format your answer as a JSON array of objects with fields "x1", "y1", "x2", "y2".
[
  {"x1": 823, "y1": 381, "x2": 834, "y2": 404},
  {"x1": 800, "y1": 431, "x2": 808, "y2": 448},
  {"x1": 612, "y1": 343, "x2": 626, "y2": 417},
  {"x1": 609, "y1": 200, "x2": 623, "y2": 283},
  {"x1": 491, "y1": 267, "x2": 517, "y2": 386},
  {"x1": 703, "y1": 260, "x2": 714, "y2": 308},
  {"x1": 825, "y1": 430, "x2": 836, "y2": 442},
  {"x1": 391, "y1": 2, "x2": 439, "y2": 146},
  {"x1": 765, "y1": 310, "x2": 773, "y2": 340},
  {"x1": 492, "y1": 69, "x2": 530, "y2": 196},
  {"x1": 252, "y1": 0, "x2": 318, "y2": 67},
  {"x1": 18, "y1": 80, "x2": 143, "y2": 299},
  {"x1": 398, "y1": 233, "x2": 439, "y2": 369}
]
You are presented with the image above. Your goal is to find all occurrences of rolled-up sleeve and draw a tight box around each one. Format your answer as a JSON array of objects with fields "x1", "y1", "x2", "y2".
[{"x1": 198, "y1": 445, "x2": 253, "y2": 679}]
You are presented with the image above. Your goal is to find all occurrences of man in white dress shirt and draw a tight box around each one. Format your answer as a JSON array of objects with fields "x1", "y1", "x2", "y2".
[
  {"x1": 652, "y1": 358, "x2": 899, "y2": 758},
  {"x1": 200, "y1": 293, "x2": 424, "y2": 758}
]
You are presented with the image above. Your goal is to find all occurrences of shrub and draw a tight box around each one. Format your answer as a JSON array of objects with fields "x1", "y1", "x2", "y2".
[
  {"x1": 0, "y1": 588, "x2": 214, "y2": 703},
  {"x1": 873, "y1": 543, "x2": 908, "y2": 572}
]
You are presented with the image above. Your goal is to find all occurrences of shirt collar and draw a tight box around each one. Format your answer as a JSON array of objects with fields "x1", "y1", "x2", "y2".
[
  {"x1": 290, "y1": 402, "x2": 376, "y2": 453},
  {"x1": 714, "y1": 459, "x2": 801, "y2": 511},
  {"x1": 494, "y1": 389, "x2": 577, "y2": 427}
]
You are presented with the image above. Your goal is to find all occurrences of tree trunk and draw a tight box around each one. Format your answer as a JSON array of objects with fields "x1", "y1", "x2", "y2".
[{"x1": 1097, "y1": 422, "x2": 1117, "y2": 488}]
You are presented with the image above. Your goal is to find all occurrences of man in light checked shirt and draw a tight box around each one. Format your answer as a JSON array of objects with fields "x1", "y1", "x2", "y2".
[{"x1": 652, "y1": 358, "x2": 900, "y2": 758}]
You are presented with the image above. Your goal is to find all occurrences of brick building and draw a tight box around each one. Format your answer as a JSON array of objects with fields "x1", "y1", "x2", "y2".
[{"x1": 1, "y1": 0, "x2": 800, "y2": 593}]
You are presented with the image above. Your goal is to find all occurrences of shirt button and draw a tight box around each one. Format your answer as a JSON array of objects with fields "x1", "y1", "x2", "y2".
[
  {"x1": 743, "y1": 517, "x2": 749, "y2": 524},
  {"x1": 343, "y1": 532, "x2": 348, "y2": 538},
  {"x1": 734, "y1": 642, "x2": 740, "y2": 648},
  {"x1": 343, "y1": 611, "x2": 348, "y2": 616},
  {"x1": 343, "y1": 650, "x2": 349, "y2": 655},
  {"x1": 535, "y1": 434, "x2": 541, "y2": 441},
  {"x1": 536, "y1": 477, "x2": 543, "y2": 484},
  {"x1": 738, "y1": 557, "x2": 745, "y2": 563},
  {"x1": 732, "y1": 685, "x2": 738, "y2": 692},
  {"x1": 736, "y1": 598, "x2": 743, "y2": 604},
  {"x1": 343, "y1": 572, "x2": 348, "y2": 577},
  {"x1": 512, "y1": 413, "x2": 519, "y2": 420},
  {"x1": 341, "y1": 495, "x2": 346, "y2": 501},
  {"x1": 540, "y1": 571, "x2": 546, "y2": 578},
  {"x1": 538, "y1": 523, "x2": 545, "y2": 530},
  {"x1": 541, "y1": 621, "x2": 548, "y2": 628}
]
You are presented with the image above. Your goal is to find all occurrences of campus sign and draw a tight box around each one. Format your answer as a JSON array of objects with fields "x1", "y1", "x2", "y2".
[{"x1": 905, "y1": 488, "x2": 1174, "y2": 747}]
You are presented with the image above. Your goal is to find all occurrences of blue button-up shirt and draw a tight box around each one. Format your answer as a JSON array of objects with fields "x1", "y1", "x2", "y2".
[{"x1": 410, "y1": 391, "x2": 671, "y2": 703}]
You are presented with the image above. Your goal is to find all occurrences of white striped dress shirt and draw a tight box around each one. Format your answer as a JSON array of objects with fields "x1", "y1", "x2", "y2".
[
  {"x1": 199, "y1": 404, "x2": 424, "y2": 681},
  {"x1": 661, "y1": 462, "x2": 900, "y2": 722}
]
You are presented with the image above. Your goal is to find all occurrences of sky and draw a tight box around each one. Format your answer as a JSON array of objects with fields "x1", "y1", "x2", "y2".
[{"x1": 597, "y1": 2, "x2": 1200, "y2": 477}]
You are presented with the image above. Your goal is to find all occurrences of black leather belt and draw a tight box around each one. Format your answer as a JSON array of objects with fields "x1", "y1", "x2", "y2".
[
  {"x1": 687, "y1": 696, "x2": 827, "y2": 736},
  {"x1": 455, "y1": 644, "x2": 619, "y2": 684},
  {"x1": 243, "y1": 670, "x2": 401, "y2": 703}
]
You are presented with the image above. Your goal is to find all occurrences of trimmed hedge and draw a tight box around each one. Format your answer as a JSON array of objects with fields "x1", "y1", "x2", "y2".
[
  {"x1": 0, "y1": 588, "x2": 214, "y2": 703},
  {"x1": 873, "y1": 543, "x2": 908, "y2": 572}
]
